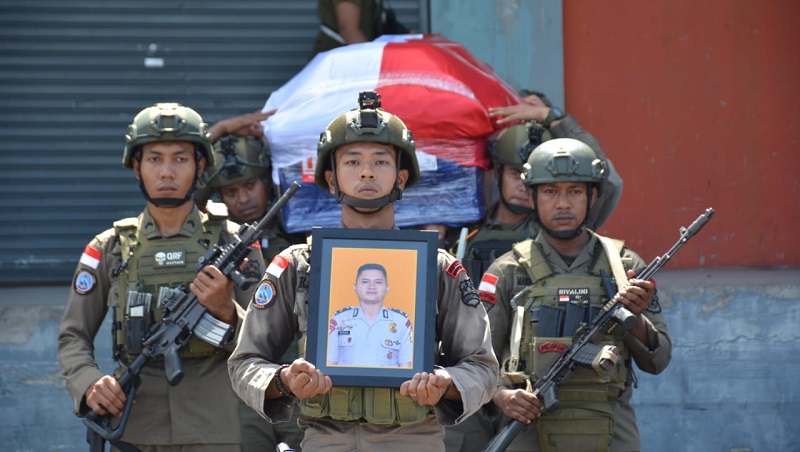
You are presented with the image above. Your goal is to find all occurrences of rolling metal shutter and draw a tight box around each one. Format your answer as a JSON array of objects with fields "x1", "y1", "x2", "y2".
[{"x1": 0, "y1": 0, "x2": 423, "y2": 284}]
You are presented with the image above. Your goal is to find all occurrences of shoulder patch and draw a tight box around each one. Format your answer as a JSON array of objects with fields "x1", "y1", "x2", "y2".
[
  {"x1": 478, "y1": 273, "x2": 499, "y2": 306},
  {"x1": 79, "y1": 245, "x2": 102, "y2": 269},
  {"x1": 390, "y1": 307, "x2": 410, "y2": 318},
  {"x1": 252, "y1": 281, "x2": 277, "y2": 309},
  {"x1": 267, "y1": 254, "x2": 290, "y2": 278},
  {"x1": 73, "y1": 270, "x2": 96, "y2": 295},
  {"x1": 459, "y1": 278, "x2": 481, "y2": 308},
  {"x1": 334, "y1": 306, "x2": 355, "y2": 316},
  {"x1": 446, "y1": 260, "x2": 466, "y2": 279}
]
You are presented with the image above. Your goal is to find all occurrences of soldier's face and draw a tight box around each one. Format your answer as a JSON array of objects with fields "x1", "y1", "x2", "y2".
[
  {"x1": 219, "y1": 176, "x2": 269, "y2": 222},
  {"x1": 325, "y1": 142, "x2": 408, "y2": 199},
  {"x1": 353, "y1": 269, "x2": 389, "y2": 305},
  {"x1": 500, "y1": 165, "x2": 533, "y2": 209},
  {"x1": 135, "y1": 141, "x2": 202, "y2": 199},
  {"x1": 535, "y1": 182, "x2": 594, "y2": 231}
]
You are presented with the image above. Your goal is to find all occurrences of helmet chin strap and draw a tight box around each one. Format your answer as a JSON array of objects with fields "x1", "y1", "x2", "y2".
[
  {"x1": 136, "y1": 153, "x2": 200, "y2": 209},
  {"x1": 532, "y1": 187, "x2": 592, "y2": 240},
  {"x1": 329, "y1": 151, "x2": 404, "y2": 215}
]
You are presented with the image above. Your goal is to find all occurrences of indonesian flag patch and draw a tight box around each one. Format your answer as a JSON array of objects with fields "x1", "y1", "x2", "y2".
[
  {"x1": 266, "y1": 255, "x2": 290, "y2": 278},
  {"x1": 79, "y1": 245, "x2": 101, "y2": 269},
  {"x1": 478, "y1": 273, "x2": 499, "y2": 305}
]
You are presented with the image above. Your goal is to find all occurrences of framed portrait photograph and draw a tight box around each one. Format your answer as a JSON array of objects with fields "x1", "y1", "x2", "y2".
[{"x1": 306, "y1": 228, "x2": 438, "y2": 387}]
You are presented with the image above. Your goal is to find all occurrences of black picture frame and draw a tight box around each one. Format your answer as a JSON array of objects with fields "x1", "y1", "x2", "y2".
[{"x1": 306, "y1": 228, "x2": 438, "y2": 387}]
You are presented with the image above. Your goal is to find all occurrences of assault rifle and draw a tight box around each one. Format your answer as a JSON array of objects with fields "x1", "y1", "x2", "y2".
[
  {"x1": 84, "y1": 181, "x2": 300, "y2": 451},
  {"x1": 482, "y1": 207, "x2": 715, "y2": 452}
]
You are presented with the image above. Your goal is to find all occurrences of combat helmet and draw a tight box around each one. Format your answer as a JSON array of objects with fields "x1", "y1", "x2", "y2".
[
  {"x1": 523, "y1": 138, "x2": 607, "y2": 239},
  {"x1": 123, "y1": 103, "x2": 213, "y2": 207},
  {"x1": 523, "y1": 138, "x2": 607, "y2": 187},
  {"x1": 490, "y1": 122, "x2": 545, "y2": 170},
  {"x1": 202, "y1": 135, "x2": 271, "y2": 189},
  {"x1": 123, "y1": 102, "x2": 213, "y2": 169},
  {"x1": 316, "y1": 91, "x2": 418, "y2": 212}
]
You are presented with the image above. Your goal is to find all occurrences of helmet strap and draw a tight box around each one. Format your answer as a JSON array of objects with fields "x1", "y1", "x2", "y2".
[
  {"x1": 330, "y1": 146, "x2": 405, "y2": 214},
  {"x1": 135, "y1": 152, "x2": 200, "y2": 209},
  {"x1": 531, "y1": 186, "x2": 591, "y2": 240}
]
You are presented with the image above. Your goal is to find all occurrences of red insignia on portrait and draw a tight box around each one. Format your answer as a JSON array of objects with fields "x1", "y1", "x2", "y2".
[
  {"x1": 73, "y1": 270, "x2": 96, "y2": 295},
  {"x1": 253, "y1": 281, "x2": 276, "y2": 309}
]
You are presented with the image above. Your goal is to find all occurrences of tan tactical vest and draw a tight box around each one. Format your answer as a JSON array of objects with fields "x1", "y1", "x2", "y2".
[
  {"x1": 111, "y1": 212, "x2": 226, "y2": 362},
  {"x1": 506, "y1": 236, "x2": 632, "y2": 452}
]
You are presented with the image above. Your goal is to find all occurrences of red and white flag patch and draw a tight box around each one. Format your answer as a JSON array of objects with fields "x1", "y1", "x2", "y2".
[
  {"x1": 266, "y1": 255, "x2": 290, "y2": 278},
  {"x1": 478, "y1": 273, "x2": 499, "y2": 305},
  {"x1": 79, "y1": 245, "x2": 102, "y2": 269}
]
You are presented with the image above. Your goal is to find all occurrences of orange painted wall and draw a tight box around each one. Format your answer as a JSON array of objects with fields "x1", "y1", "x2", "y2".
[{"x1": 562, "y1": 1, "x2": 800, "y2": 267}]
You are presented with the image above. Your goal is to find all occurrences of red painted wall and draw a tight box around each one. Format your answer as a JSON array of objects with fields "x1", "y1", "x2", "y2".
[{"x1": 563, "y1": 1, "x2": 800, "y2": 268}]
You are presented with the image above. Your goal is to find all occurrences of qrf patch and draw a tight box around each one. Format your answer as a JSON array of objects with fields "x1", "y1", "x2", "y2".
[{"x1": 253, "y1": 281, "x2": 277, "y2": 309}]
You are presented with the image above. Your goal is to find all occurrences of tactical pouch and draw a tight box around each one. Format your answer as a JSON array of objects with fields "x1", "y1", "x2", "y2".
[
  {"x1": 124, "y1": 290, "x2": 150, "y2": 355},
  {"x1": 537, "y1": 305, "x2": 563, "y2": 337},
  {"x1": 300, "y1": 387, "x2": 429, "y2": 425},
  {"x1": 394, "y1": 391, "x2": 431, "y2": 425},
  {"x1": 563, "y1": 299, "x2": 589, "y2": 336},
  {"x1": 364, "y1": 388, "x2": 395, "y2": 425},
  {"x1": 536, "y1": 401, "x2": 614, "y2": 452},
  {"x1": 329, "y1": 386, "x2": 362, "y2": 420},
  {"x1": 299, "y1": 393, "x2": 328, "y2": 418}
]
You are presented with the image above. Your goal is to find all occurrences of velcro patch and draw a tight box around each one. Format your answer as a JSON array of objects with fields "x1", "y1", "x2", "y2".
[
  {"x1": 538, "y1": 342, "x2": 568, "y2": 354},
  {"x1": 446, "y1": 260, "x2": 466, "y2": 279},
  {"x1": 267, "y1": 255, "x2": 289, "y2": 278},
  {"x1": 459, "y1": 278, "x2": 480, "y2": 308},
  {"x1": 79, "y1": 245, "x2": 102, "y2": 269},
  {"x1": 73, "y1": 270, "x2": 96, "y2": 295},
  {"x1": 253, "y1": 281, "x2": 276, "y2": 309},
  {"x1": 478, "y1": 273, "x2": 498, "y2": 294}
]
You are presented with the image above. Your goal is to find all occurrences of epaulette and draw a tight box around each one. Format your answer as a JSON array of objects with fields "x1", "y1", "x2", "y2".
[
  {"x1": 112, "y1": 217, "x2": 138, "y2": 231},
  {"x1": 390, "y1": 307, "x2": 410, "y2": 318},
  {"x1": 204, "y1": 200, "x2": 229, "y2": 221},
  {"x1": 334, "y1": 306, "x2": 356, "y2": 316}
]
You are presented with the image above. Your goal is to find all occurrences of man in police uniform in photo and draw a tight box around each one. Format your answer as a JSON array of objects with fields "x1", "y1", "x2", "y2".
[
  {"x1": 228, "y1": 91, "x2": 498, "y2": 452},
  {"x1": 479, "y1": 138, "x2": 672, "y2": 452},
  {"x1": 328, "y1": 263, "x2": 413, "y2": 368},
  {"x1": 58, "y1": 103, "x2": 264, "y2": 451},
  {"x1": 201, "y1": 134, "x2": 306, "y2": 451}
]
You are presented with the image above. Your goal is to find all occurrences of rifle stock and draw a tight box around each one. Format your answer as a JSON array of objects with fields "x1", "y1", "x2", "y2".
[
  {"x1": 482, "y1": 208, "x2": 714, "y2": 452},
  {"x1": 83, "y1": 182, "x2": 300, "y2": 445}
]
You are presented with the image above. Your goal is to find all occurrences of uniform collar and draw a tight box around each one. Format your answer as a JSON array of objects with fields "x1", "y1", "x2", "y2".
[
  {"x1": 139, "y1": 205, "x2": 204, "y2": 239},
  {"x1": 535, "y1": 230, "x2": 598, "y2": 272}
]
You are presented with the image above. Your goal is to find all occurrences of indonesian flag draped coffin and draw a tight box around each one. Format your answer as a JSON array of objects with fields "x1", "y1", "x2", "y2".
[{"x1": 263, "y1": 34, "x2": 521, "y2": 233}]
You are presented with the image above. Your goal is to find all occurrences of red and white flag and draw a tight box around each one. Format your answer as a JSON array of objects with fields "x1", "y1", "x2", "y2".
[
  {"x1": 79, "y1": 245, "x2": 101, "y2": 269},
  {"x1": 263, "y1": 34, "x2": 521, "y2": 182},
  {"x1": 266, "y1": 255, "x2": 290, "y2": 279}
]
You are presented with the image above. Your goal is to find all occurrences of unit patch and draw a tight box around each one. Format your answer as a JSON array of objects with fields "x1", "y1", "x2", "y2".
[
  {"x1": 557, "y1": 287, "x2": 589, "y2": 304},
  {"x1": 154, "y1": 250, "x2": 185, "y2": 267},
  {"x1": 253, "y1": 281, "x2": 276, "y2": 309},
  {"x1": 459, "y1": 278, "x2": 481, "y2": 308},
  {"x1": 446, "y1": 260, "x2": 466, "y2": 279},
  {"x1": 538, "y1": 342, "x2": 568, "y2": 354},
  {"x1": 73, "y1": 270, "x2": 96, "y2": 295}
]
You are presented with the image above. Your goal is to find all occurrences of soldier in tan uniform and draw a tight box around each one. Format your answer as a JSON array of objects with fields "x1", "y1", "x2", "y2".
[
  {"x1": 201, "y1": 134, "x2": 306, "y2": 451},
  {"x1": 446, "y1": 92, "x2": 624, "y2": 452},
  {"x1": 228, "y1": 91, "x2": 498, "y2": 452},
  {"x1": 478, "y1": 138, "x2": 672, "y2": 452},
  {"x1": 58, "y1": 103, "x2": 265, "y2": 451}
]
